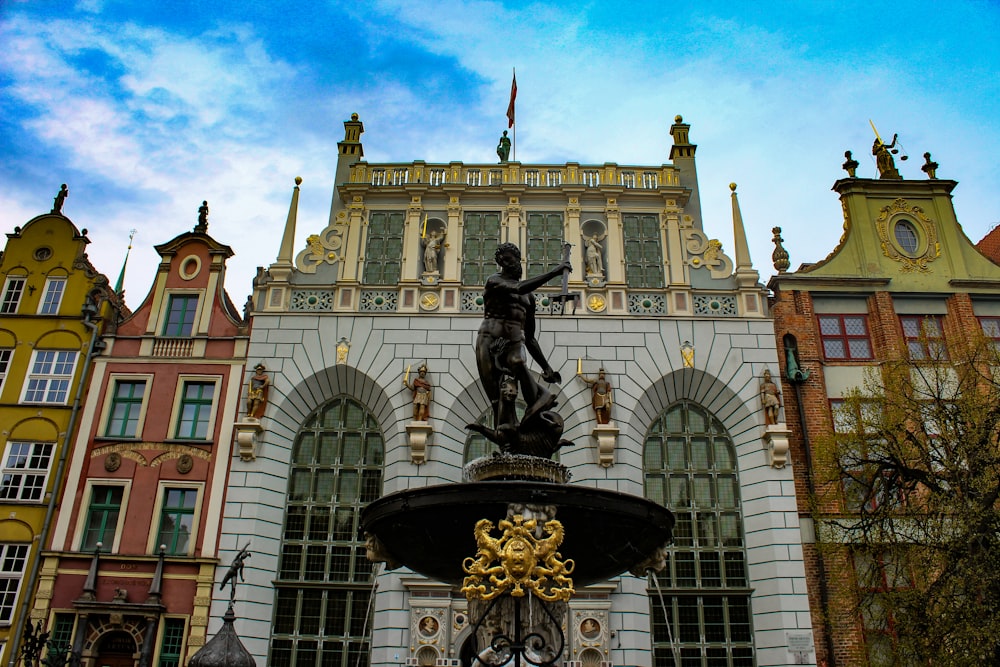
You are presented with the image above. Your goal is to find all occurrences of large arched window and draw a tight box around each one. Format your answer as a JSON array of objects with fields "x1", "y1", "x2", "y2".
[
  {"x1": 643, "y1": 401, "x2": 754, "y2": 666},
  {"x1": 270, "y1": 397, "x2": 384, "y2": 667}
]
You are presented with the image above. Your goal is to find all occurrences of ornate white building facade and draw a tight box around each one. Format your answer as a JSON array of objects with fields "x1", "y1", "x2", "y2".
[{"x1": 215, "y1": 115, "x2": 816, "y2": 667}]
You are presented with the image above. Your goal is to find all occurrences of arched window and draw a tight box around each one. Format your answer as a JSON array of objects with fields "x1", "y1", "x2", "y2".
[
  {"x1": 643, "y1": 401, "x2": 754, "y2": 666},
  {"x1": 270, "y1": 397, "x2": 384, "y2": 667}
]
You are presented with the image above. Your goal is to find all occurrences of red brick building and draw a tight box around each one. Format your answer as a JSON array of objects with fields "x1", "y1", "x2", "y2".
[
  {"x1": 769, "y1": 150, "x2": 1000, "y2": 666},
  {"x1": 30, "y1": 217, "x2": 249, "y2": 667}
]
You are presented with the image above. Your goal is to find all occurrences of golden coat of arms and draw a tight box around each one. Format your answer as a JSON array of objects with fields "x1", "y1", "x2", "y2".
[{"x1": 461, "y1": 514, "x2": 575, "y2": 603}]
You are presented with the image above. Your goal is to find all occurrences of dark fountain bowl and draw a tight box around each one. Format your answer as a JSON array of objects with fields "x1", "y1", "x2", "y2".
[{"x1": 361, "y1": 479, "x2": 675, "y2": 588}]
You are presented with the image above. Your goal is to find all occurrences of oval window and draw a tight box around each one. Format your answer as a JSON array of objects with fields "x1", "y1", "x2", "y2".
[{"x1": 893, "y1": 219, "x2": 920, "y2": 255}]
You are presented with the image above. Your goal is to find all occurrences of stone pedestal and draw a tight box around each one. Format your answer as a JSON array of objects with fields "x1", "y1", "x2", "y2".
[
  {"x1": 233, "y1": 419, "x2": 263, "y2": 462},
  {"x1": 405, "y1": 421, "x2": 433, "y2": 465},
  {"x1": 763, "y1": 424, "x2": 791, "y2": 468},
  {"x1": 591, "y1": 423, "x2": 619, "y2": 467}
]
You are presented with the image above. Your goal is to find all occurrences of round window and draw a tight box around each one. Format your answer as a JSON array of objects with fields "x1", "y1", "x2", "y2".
[
  {"x1": 34, "y1": 247, "x2": 53, "y2": 261},
  {"x1": 893, "y1": 219, "x2": 920, "y2": 255}
]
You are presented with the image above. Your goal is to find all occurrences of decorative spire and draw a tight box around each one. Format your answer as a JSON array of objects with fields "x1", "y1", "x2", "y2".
[
  {"x1": 80, "y1": 543, "x2": 101, "y2": 601},
  {"x1": 195, "y1": 201, "x2": 209, "y2": 233},
  {"x1": 187, "y1": 605, "x2": 255, "y2": 667},
  {"x1": 842, "y1": 151, "x2": 859, "y2": 178},
  {"x1": 146, "y1": 545, "x2": 166, "y2": 605},
  {"x1": 922, "y1": 152, "x2": 939, "y2": 179},
  {"x1": 729, "y1": 183, "x2": 758, "y2": 286},
  {"x1": 771, "y1": 226, "x2": 790, "y2": 273},
  {"x1": 114, "y1": 228, "x2": 137, "y2": 295},
  {"x1": 273, "y1": 177, "x2": 302, "y2": 278},
  {"x1": 51, "y1": 184, "x2": 69, "y2": 214},
  {"x1": 669, "y1": 115, "x2": 696, "y2": 160}
]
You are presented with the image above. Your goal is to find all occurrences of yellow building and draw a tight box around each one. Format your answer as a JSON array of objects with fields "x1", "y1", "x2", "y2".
[{"x1": 0, "y1": 201, "x2": 118, "y2": 665}]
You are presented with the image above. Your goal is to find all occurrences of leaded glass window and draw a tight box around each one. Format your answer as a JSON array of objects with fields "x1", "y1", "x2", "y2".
[
  {"x1": 362, "y1": 212, "x2": 404, "y2": 285},
  {"x1": 644, "y1": 401, "x2": 755, "y2": 666},
  {"x1": 158, "y1": 618, "x2": 186, "y2": 667},
  {"x1": 462, "y1": 212, "x2": 502, "y2": 285},
  {"x1": 271, "y1": 397, "x2": 384, "y2": 667},
  {"x1": 623, "y1": 213, "x2": 664, "y2": 288},
  {"x1": 525, "y1": 212, "x2": 564, "y2": 287}
]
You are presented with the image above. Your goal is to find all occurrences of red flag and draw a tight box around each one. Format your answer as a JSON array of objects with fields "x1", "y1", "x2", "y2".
[{"x1": 506, "y1": 73, "x2": 517, "y2": 128}]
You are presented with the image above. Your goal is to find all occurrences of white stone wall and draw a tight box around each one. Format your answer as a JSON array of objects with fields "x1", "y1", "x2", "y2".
[{"x1": 214, "y1": 313, "x2": 815, "y2": 666}]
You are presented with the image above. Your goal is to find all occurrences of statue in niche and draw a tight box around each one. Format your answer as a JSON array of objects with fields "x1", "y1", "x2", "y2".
[
  {"x1": 497, "y1": 130, "x2": 511, "y2": 162},
  {"x1": 467, "y1": 243, "x2": 572, "y2": 458},
  {"x1": 872, "y1": 133, "x2": 902, "y2": 179},
  {"x1": 760, "y1": 369, "x2": 782, "y2": 425},
  {"x1": 579, "y1": 367, "x2": 613, "y2": 424},
  {"x1": 422, "y1": 230, "x2": 444, "y2": 275},
  {"x1": 403, "y1": 363, "x2": 432, "y2": 422},
  {"x1": 583, "y1": 232, "x2": 607, "y2": 278},
  {"x1": 51, "y1": 184, "x2": 68, "y2": 214},
  {"x1": 246, "y1": 363, "x2": 270, "y2": 419}
]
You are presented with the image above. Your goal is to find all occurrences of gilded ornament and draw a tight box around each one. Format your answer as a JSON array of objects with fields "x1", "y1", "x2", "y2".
[
  {"x1": 420, "y1": 293, "x2": 440, "y2": 310},
  {"x1": 875, "y1": 198, "x2": 940, "y2": 272},
  {"x1": 461, "y1": 514, "x2": 575, "y2": 603},
  {"x1": 586, "y1": 294, "x2": 606, "y2": 313}
]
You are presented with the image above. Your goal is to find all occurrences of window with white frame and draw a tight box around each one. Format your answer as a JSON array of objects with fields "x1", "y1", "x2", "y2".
[
  {"x1": 105, "y1": 379, "x2": 148, "y2": 438},
  {"x1": 22, "y1": 350, "x2": 77, "y2": 404},
  {"x1": 156, "y1": 488, "x2": 198, "y2": 555},
  {"x1": 162, "y1": 294, "x2": 199, "y2": 337},
  {"x1": 81, "y1": 485, "x2": 124, "y2": 550},
  {"x1": 38, "y1": 277, "x2": 67, "y2": 315},
  {"x1": 174, "y1": 380, "x2": 216, "y2": 440},
  {"x1": 0, "y1": 543, "x2": 29, "y2": 623},
  {"x1": 0, "y1": 349, "x2": 11, "y2": 395},
  {"x1": 0, "y1": 442, "x2": 54, "y2": 502},
  {"x1": 1, "y1": 276, "x2": 26, "y2": 314}
]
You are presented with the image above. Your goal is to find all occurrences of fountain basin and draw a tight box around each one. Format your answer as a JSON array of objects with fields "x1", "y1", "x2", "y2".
[{"x1": 361, "y1": 481, "x2": 674, "y2": 587}]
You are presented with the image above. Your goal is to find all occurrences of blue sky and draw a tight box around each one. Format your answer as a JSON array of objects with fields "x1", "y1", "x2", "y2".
[{"x1": 2, "y1": 0, "x2": 998, "y2": 304}]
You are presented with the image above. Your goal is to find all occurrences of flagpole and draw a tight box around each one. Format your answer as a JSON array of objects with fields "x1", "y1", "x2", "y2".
[{"x1": 511, "y1": 68, "x2": 516, "y2": 162}]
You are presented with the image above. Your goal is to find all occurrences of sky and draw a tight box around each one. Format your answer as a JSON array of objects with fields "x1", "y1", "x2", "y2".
[{"x1": 1, "y1": 1, "x2": 999, "y2": 307}]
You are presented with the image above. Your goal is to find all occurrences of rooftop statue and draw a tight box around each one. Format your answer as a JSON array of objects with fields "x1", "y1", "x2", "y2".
[
  {"x1": 497, "y1": 130, "x2": 511, "y2": 163},
  {"x1": 51, "y1": 184, "x2": 68, "y2": 214}
]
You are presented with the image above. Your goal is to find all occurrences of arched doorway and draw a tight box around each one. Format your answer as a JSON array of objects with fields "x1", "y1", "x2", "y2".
[{"x1": 95, "y1": 631, "x2": 136, "y2": 667}]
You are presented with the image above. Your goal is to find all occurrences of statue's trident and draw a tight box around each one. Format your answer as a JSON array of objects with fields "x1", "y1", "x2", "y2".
[{"x1": 550, "y1": 242, "x2": 580, "y2": 315}]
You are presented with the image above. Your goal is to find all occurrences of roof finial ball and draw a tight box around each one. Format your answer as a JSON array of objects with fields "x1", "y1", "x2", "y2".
[
  {"x1": 729, "y1": 182, "x2": 737, "y2": 192},
  {"x1": 295, "y1": 176, "x2": 303, "y2": 186},
  {"x1": 675, "y1": 115, "x2": 683, "y2": 123},
  {"x1": 351, "y1": 112, "x2": 359, "y2": 121}
]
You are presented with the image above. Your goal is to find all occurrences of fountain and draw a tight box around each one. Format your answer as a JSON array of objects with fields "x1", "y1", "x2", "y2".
[{"x1": 361, "y1": 244, "x2": 674, "y2": 665}]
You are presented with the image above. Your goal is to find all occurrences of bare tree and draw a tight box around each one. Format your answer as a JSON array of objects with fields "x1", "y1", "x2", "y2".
[{"x1": 816, "y1": 332, "x2": 1000, "y2": 666}]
